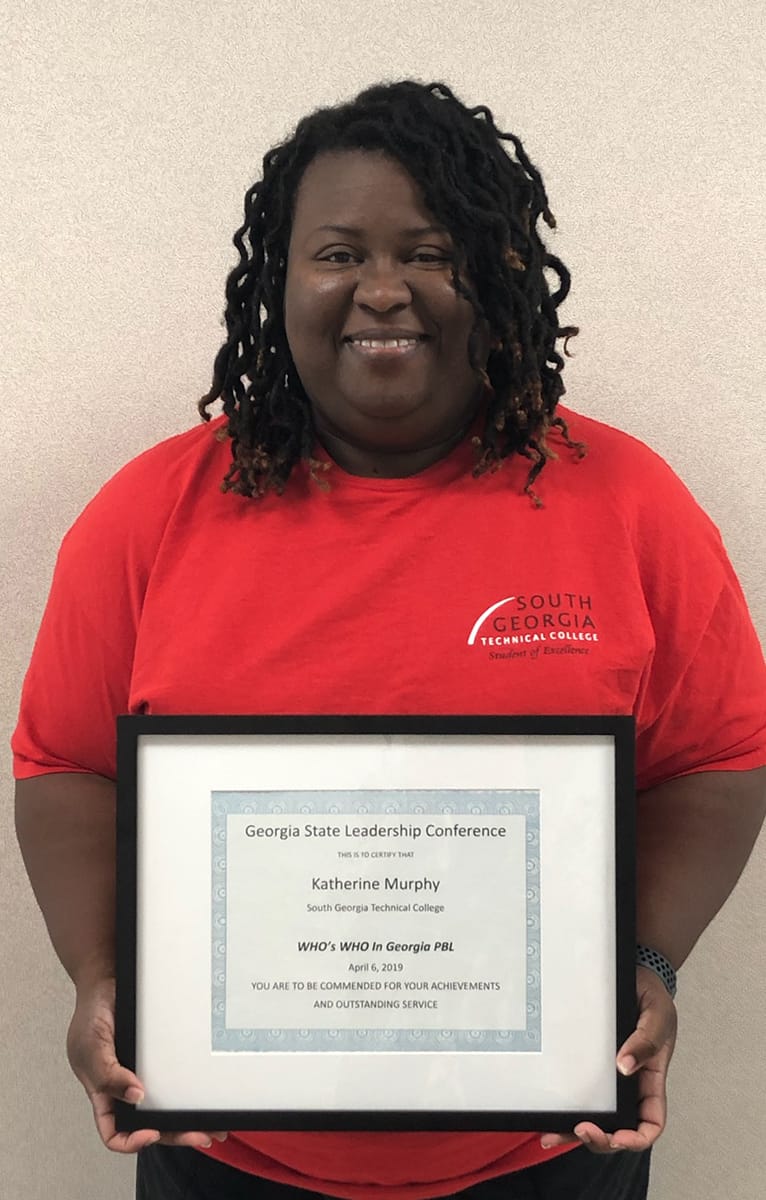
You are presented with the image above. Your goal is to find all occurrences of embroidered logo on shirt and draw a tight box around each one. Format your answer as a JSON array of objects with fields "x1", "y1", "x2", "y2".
[{"x1": 467, "y1": 592, "x2": 599, "y2": 659}]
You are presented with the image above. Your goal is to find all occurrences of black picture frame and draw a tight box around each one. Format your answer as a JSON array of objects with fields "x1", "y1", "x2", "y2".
[{"x1": 115, "y1": 714, "x2": 636, "y2": 1132}]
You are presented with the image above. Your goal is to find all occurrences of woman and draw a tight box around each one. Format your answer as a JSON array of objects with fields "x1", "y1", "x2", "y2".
[{"x1": 13, "y1": 79, "x2": 766, "y2": 1200}]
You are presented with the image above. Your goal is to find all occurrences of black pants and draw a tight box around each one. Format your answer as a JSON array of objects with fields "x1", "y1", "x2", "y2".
[{"x1": 136, "y1": 1144, "x2": 651, "y2": 1200}]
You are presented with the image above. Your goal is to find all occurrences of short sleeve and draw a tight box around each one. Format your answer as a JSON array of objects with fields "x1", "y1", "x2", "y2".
[
  {"x1": 10, "y1": 449, "x2": 178, "y2": 779},
  {"x1": 12, "y1": 423, "x2": 229, "y2": 780},
  {"x1": 634, "y1": 557, "x2": 766, "y2": 789},
  {"x1": 12, "y1": 521, "x2": 138, "y2": 779},
  {"x1": 620, "y1": 448, "x2": 766, "y2": 791}
]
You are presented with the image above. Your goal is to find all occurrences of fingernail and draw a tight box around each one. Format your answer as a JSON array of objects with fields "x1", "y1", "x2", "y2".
[
  {"x1": 124, "y1": 1086, "x2": 144, "y2": 1104},
  {"x1": 609, "y1": 1142, "x2": 623, "y2": 1151},
  {"x1": 540, "y1": 1139, "x2": 555, "y2": 1149},
  {"x1": 213, "y1": 1133, "x2": 228, "y2": 1142},
  {"x1": 579, "y1": 1132, "x2": 591, "y2": 1145},
  {"x1": 201, "y1": 1138, "x2": 213, "y2": 1148},
  {"x1": 618, "y1": 1055, "x2": 636, "y2": 1075}
]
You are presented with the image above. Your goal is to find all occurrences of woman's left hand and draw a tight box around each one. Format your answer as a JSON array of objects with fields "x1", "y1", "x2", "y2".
[{"x1": 540, "y1": 966, "x2": 678, "y2": 1155}]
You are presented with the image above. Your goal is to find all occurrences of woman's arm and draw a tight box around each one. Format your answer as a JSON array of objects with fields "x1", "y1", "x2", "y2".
[
  {"x1": 542, "y1": 764, "x2": 766, "y2": 1155},
  {"x1": 15, "y1": 773, "x2": 226, "y2": 1153},
  {"x1": 15, "y1": 773, "x2": 117, "y2": 989},
  {"x1": 635, "y1": 766, "x2": 766, "y2": 968}
]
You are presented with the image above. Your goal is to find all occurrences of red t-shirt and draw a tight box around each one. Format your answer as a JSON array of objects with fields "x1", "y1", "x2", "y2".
[{"x1": 12, "y1": 406, "x2": 766, "y2": 1198}]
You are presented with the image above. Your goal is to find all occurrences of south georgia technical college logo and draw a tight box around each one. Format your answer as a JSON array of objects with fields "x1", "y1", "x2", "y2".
[{"x1": 467, "y1": 592, "x2": 600, "y2": 661}]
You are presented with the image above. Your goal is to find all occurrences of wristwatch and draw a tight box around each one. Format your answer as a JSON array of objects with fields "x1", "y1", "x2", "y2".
[{"x1": 636, "y1": 944, "x2": 677, "y2": 998}]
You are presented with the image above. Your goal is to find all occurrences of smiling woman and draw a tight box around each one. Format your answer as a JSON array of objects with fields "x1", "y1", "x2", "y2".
[
  {"x1": 12, "y1": 76, "x2": 766, "y2": 1200},
  {"x1": 283, "y1": 150, "x2": 493, "y2": 476},
  {"x1": 198, "y1": 79, "x2": 582, "y2": 501}
]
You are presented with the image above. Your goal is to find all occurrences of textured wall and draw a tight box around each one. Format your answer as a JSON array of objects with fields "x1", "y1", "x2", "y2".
[{"x1": 1, "y1": 2, "x2": 764, "y2": 1196}]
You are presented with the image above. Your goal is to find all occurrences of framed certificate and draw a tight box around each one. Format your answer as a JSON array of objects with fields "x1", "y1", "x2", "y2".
[{"x1": 114, "y1": 714, "x2": 637, "y2": 1132}]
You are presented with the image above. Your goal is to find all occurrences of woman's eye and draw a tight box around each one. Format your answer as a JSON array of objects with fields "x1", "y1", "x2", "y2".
[{"x1": 321, "y1": 252, "x2": 449, "y2": 264}]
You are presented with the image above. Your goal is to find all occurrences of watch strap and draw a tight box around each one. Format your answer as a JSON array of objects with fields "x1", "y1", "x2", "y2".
[{"x1": 636, "y1": 943, "x2": 677, "y2": 998}]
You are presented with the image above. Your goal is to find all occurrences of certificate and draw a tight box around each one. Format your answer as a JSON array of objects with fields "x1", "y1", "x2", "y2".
[
  {"x1": 114, "y1": 715, "x2": 637, "y2": 1132},
  {"x1": 216, "y1": 790, "x2": 536, "y2": 1049}
]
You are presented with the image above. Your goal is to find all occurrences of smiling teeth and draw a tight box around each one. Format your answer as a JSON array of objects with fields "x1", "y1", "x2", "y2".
[{"x1": 354, "y1": 338, "x2": 420, "y2": 348}]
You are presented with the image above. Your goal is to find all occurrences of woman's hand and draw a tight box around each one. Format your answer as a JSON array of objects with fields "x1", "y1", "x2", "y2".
[
  {"x1": 66, "y1": 976, "x2": 228, "y2": 1153},
  {"x1": 540, "y1": 966, "x2": 677, "y2": 1154}
]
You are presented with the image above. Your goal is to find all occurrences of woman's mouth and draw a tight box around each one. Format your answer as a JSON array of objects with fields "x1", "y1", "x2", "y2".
[{"x1": 343, "y1": 336, "x2": 430, "y2": 361}]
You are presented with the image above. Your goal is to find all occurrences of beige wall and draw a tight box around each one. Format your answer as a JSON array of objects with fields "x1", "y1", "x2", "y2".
[{"x1": 2, "y1": 2, "x2": 764, "y2": 1196}]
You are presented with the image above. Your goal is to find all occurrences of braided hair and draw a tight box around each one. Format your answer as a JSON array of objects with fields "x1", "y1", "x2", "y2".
[{"x1": 199, "y1": 79, "x2": 584, "y2": 504}]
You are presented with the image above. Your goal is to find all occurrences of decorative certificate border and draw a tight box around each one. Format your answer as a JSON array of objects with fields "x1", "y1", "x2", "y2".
[{"x1": 211, "y1": 789, "x2": 541, "y2": 1052}]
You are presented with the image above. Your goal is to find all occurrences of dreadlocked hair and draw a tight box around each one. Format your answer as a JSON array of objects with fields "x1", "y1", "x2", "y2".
[{"x1": 199, "y1": 78, "x2": 584, "y2": 504}]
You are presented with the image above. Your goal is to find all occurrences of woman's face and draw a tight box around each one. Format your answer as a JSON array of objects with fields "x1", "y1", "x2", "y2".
[{"x1": 284, "y1": 150, "x2": 491, "y2": 476}]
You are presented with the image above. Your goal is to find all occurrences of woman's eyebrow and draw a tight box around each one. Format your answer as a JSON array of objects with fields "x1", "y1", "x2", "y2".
[{"x1": 313, "y1": 223, "x2": 449, "y2": 237}]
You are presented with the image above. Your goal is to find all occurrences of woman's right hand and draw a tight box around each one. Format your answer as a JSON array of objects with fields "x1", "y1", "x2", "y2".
[{"x1": 66, "y1": 976, "x2": 227, "y2": 1153}]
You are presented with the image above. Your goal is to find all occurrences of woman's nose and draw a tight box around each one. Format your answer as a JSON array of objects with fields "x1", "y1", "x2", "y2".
[{"x1": 353, "y1": 259, "x2": 413, "y2": 304}]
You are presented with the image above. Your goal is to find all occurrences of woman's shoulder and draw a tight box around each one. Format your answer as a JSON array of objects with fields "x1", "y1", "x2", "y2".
[
  {"x1": 554, "y1": 404, "x2": 672, "y2": 471},
  {"x1": 553, "y1": 404, "x2": 705, "y2": 508},
  {"x1": 60, "y1": 415, "x2": 230, "y2": 555},
  {"x1": 552, "y1": 404, "x2": 726, "y2": 563},
  {"x1": 100, "y1": 414, "x2": 229, "y2": 491}
]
